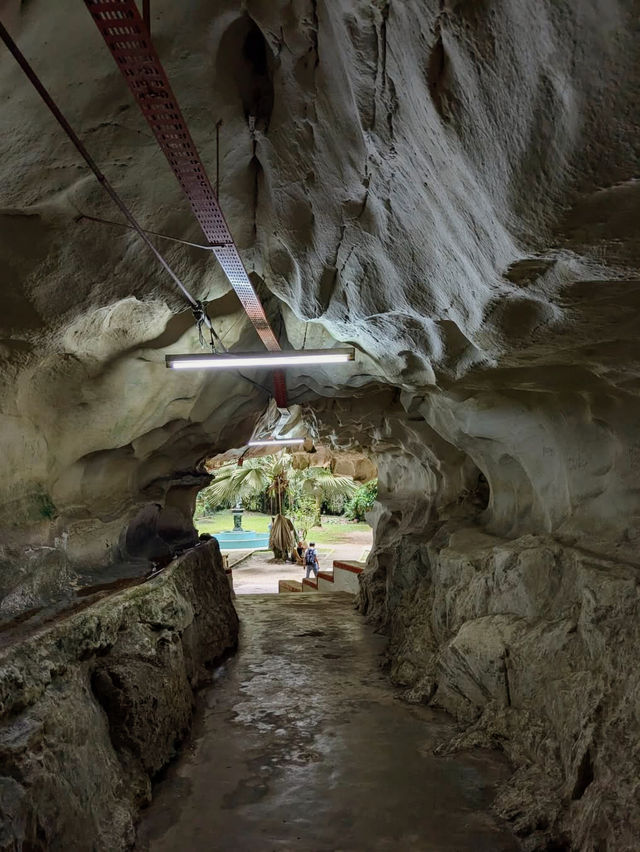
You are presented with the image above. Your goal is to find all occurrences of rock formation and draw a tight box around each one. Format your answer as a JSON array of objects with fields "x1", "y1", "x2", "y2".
[
  {"x1": 0, "y1": 541, "x2": 238, "y2": 850},
  {"x1": 1, "y1": 0, "x2": 639, "y2": 848},
  {"x1": 311, "y1": 393, "x2": 640, "y2": 849}
]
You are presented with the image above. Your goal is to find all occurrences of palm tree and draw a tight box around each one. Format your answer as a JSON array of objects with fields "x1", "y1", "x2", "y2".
[
  {"x1": 199, "y1": 456, "x2": 288, "y2": 515},
  {"x1": 199, "y1": 454, "x2": 357, "y2": 524},
  {"x1": 290, "y1": 466, "x2": 358, "y2": 526}
]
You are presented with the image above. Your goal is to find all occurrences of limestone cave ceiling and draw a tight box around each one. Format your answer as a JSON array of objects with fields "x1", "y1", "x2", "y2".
[
  {"x1": 2, "y1": 3, "x2": 640, "y2": 849},
  {"x1": 0, "y1": 0, "x2": 639, "y2": 570}
]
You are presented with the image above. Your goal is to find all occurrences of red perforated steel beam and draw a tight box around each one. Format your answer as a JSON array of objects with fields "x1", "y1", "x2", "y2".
[
  {"x1": 272, "y1": 371, "x2": 288, "y2": 408},
  {"x1": 84, "y1": 0, "x2": 287, "y2": 405}
]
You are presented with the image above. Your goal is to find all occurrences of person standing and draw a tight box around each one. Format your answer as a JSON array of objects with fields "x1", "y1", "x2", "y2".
[
  {"x1": 304, "y1": 542, "x2": 319, "y2": 579},
  {"x1": 295, "y1": 539, "x2": 306, "y2": 565}
]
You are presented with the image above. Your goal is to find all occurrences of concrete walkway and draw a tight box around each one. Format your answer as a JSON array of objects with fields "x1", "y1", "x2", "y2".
[
  {"x1": 228, "y1": 531, "x2": 372, "y2": 594},
  {"x1": 136, "y1": 595, "x2": 520, "y2": 851}
]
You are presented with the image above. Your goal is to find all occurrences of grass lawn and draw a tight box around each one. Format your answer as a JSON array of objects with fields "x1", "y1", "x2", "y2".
[{"x1": 195, "y1": 511, "x2": 371, "y2": 546}]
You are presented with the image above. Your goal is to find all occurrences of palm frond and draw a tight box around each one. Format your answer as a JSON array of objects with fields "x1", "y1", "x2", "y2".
[
  {"x1": 201, "y1": 464, "x2": 269, "y2": 507},
  {"x1": 200, "y1": 453, "x2": 357, "y2": 512},
  {"x1": 300, "y1": 467, "x2": 358, "y2": 499}
]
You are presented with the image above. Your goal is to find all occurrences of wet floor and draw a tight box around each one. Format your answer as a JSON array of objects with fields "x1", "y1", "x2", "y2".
[{"x1": 136, "y1": 594, "x2": 520, "y2": 852}]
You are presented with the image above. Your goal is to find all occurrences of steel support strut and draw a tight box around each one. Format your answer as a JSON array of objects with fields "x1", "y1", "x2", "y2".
[{"x1": 84, "y1": 0, "x2": 287, "y2": 405}]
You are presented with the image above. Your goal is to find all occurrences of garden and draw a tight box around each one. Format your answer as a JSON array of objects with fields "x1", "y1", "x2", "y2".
[{"x1": 195, "y1": 454, "x2": 377, "y2": 551}]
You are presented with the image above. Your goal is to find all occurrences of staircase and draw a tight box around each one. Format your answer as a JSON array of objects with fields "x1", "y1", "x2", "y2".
[{"x1": 278, "y1": 560, "x2": 365, "y2": 595}]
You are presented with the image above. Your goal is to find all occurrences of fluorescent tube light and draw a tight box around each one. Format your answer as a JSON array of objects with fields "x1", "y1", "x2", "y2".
[
  {"x1": 248, "y1": 438, "x2": 305, "y2": 447},
  {"x1": 165, "y1": 348, "x2": 355, "y2": 370}
]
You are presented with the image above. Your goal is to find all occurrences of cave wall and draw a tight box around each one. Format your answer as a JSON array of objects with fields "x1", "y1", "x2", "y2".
[
  {"x1": 308, "y1": 393, "x2": 640, "y2": 850},
  {"x1": 374, "y1": 524, "x2": 640, "y2": 851},
  {"x1": 2, "y1": 0, "x2": 638, "y2": 580},
  {"x1": 1, "y1": 1, "x2": 640, "y2": 848},
  {"x1": 0, "y1": 541, "x2": 238, "y2": 851}
]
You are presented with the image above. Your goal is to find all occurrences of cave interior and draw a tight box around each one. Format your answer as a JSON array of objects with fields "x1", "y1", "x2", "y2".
[{"x1": 1, "y1": 0, "x2": 639, "y2": 850}]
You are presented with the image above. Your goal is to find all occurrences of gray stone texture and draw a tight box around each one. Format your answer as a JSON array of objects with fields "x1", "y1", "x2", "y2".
[
  {"x1": 0, "y1": 542, "x2": 238, "y2": 851},
  {"x1": 361, "y1": 526, "x2": 640, "y2": 851},
  {"x1": 1, "y1": 0, "x2": 639, "y2": 848}
]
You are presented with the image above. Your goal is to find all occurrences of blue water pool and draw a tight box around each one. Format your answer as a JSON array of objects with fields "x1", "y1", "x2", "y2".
[{"x1": 213, "y1": 530, "x2": 270, "y2": 550}]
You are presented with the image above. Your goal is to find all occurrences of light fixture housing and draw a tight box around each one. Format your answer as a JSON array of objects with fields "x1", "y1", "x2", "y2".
[
  {"x1": 248, "y1": 438, "x2": 305, "y2": 447},
  {"x1": 165, "y1": 348, "x2": 355, "y2": 370}
]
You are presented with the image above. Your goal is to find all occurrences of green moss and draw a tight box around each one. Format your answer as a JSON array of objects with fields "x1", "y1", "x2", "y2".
[{"x1": 36, "y1": 493, "x2": 57, "y2": 520}]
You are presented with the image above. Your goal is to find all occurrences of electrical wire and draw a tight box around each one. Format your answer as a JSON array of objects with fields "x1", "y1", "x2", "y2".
[
  {"x1": 237, "y1": 371, "x2": 273, "y2": 397},
  {"x1": 218, "y1": 312, "x2": 247, "y2": 347},
  {"x1": 75, "y1": 213, "x2": 223, "y2": 251},
  {"x1": 0, "y1": 20, "x2": 224, "y2": 351}
]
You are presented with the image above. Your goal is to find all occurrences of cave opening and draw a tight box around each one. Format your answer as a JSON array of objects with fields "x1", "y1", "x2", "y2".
[{"x1": 194, "y1": 435, "x2": 376, "y2": 596}]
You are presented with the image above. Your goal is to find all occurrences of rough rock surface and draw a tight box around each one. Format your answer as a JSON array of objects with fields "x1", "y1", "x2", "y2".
[
  {"x1": 0, "y1": 541, "x2": 238, "y2": 851},
  {"x1": 2, "y1": 0, "x2": 638, "y2": 572},
  {"x1": 362, "y1": 524, "x2": 640, "y2": 851},
  {"x1": 323, "y1": 397, "x2": 638, "y2": 851},
  {"x1": 298, "y1": 394, "x2": 640, "y2": 849},
  {"x1": 1, "y1": 0, "x2": 640, "y2": 848}
]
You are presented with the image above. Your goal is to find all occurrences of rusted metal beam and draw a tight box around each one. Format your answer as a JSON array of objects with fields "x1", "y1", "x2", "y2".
[
  {"x1": 0, "y1": 18, "x2": 221, "y2": 341},
  {"x1": 84, "y1": 0, "x2": 287, "y2": 405}
]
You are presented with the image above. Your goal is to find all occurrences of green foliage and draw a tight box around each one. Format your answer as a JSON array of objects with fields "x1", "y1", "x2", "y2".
[
  {"x1": 294, "y1": 466, "x2": 357, "y2": 502},
  {"x1": 195, "y1": 454, "x2": 358, "y2": 522},
  {"x1": 322, "y1": 493, "x2": 347, "y2": 515},
  {"x1": 344, "y1": 479, "x2": 378, "y2": 521},
  {"x1": 36, "y1": 493, "x2": 57, "y2": 520},
  {"x1": 291, "y1": 494, "x2": 317, "y2": 540},
  {"x1": 241, "y1": 493, "x2": 267, "y2": 512},
  {"x1": 195, "y1": 490, "x2": 216, "y2": 516},
  {"x1": 199, "y1": 460, "x2": 274, "y2": 511}
]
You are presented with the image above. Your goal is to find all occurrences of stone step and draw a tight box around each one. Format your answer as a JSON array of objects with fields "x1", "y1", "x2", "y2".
[
  {"x1": 317, "y1": 571, "x2": 335, "y2": 592},
  {"x1": 332, "y1": 560, "x2": 366, "y2": 593},
  {"x1": 333, "y1": 560, "x2": 366, "y2": 572},
  {"x1": 278, "y1": 561, "x2": 367, "y2": 595},
  {"x1": 278, "y1": 579, "x2": 303, "y2": 593}
]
